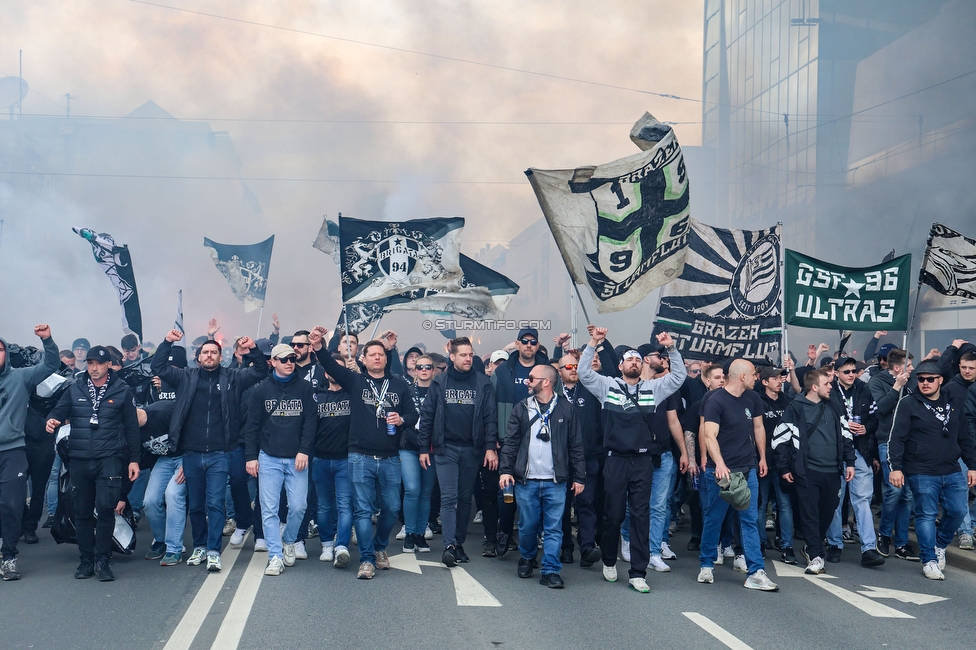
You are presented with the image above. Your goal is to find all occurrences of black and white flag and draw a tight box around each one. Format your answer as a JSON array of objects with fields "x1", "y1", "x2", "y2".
[
  {"x1": 338, "y1": 216, "x2": 464, "y2": 303},
  {"x1": 652, "y1": 220, "x2": 782, "y2": 362},
  {"x1": 73, "y1": 227, "x2": 143, "y2": 340},
  {"x1": 312, "y1": 216, "x2": 341, "y2": 267},
  {"x1": 920, "y1": 223, "x2": 976, "y2": 300},
  {"x1": 203, "y1": 235, "x2": 274, "y2": 313},
  {"x1": 526, "y1": 113, "x2": 691, "y2": 313}
]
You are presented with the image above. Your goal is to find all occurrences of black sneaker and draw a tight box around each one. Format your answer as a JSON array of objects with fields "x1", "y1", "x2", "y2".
[
  {"x1": 42, "y1": 515, "x2": 54, "y2": 529},
  {"x1": 96, "y1": 560, "x2": 114, "y2": 582},
  {"x1": 560, "y1": 547, "x2": 574, "y2": 564},
  {"x1": 517, "y1": 557, "x2": 533, "y2": 578},
  {"x1": 780, "y1": 547, "x2": 797, "y2": 565},
  {"x1": 1, "y1": 558, "x2": 20, "y2": 581},
  {"x1": 895, "y1": 544, "x2": 920, "y2": 561},
  {"x1": 825, "y1": 546, "x2": 842, "y2": 563},
  {"x1": 75, "y1": 561, "x2": 94, "y2": 579},
  {"x1": 877, "y1": 535, "x2": 891, "y2": 557},
  {"x1": 428, "y1": 521, "x2": 442, "y2": 535},
  {"x1": 442, "y1": 545, "x2": 457, "y2": 567},
  {"x1": 455, "y1": 545, "x2": 470, "y2": 563},
  {"x1": 579, "y1": 546, "x2": 602, "y2": 568},
  {"x1": 861, "y1": 549, "x2": 885, "y2": 567},
  {"x1": 415, "y1": 536, "x2": 431, "y2": 553},
  {"x1": 686, "y1": 538, "x2": 701, "y2": 551},
  {"x1": 539, "y1": 572, "x2": 564, "y2": 588},
  {"x1": 145, "y1": 541, "x2": 166, "y2": 561},
  {"x1": 23, "y1": 530, "x2": 39, "y2": 544},
  {"x1": 495, "y1": 534, "x2": 510, "y2": 557},
  {"x1": 403, "y1": 533, "x2": 417, "y2": 553},
  {"x1": 482, "y1": 540, "x2": 497, "y2": 558}
]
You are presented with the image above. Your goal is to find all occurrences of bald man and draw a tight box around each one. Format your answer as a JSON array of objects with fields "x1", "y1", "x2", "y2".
[{"x1": 697, "y1": 359, "x2": 779, "y2": 591}]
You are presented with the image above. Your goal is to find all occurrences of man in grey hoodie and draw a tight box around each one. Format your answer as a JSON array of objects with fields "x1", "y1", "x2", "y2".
[{"x1": 0, "y1": 325, "x2": 60, "y2": 580}]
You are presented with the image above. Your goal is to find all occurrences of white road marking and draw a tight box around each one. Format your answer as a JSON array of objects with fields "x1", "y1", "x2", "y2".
[
  {"x1": 857, "y1": 585, "x2": 949, "y2": 605},
  {"x1": 210, "y1": 545, "x2": 269, "y2": 650},
  {"x1": 389, "y1": 552, "x2": 500, "y2": 606},
  {"x1": 682, "y1": 612, "x2": 754, "y2": 650},
  {"x1": 770, "y1": 559, "x2": 837, "y2": 579},
  {"x1": 807, "y1": 578, "x2": 914, "y2": 618},
  {"x1": 161, "y1": 541, "x2": 244, "y2": 650}
]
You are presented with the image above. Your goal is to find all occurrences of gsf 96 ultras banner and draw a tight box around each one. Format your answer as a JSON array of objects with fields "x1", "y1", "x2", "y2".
[{"x1": 784, "y1": 250, "x2": 911, "y2": 330}]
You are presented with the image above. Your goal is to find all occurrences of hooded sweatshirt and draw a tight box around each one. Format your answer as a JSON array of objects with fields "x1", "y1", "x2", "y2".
[
  {"x1": 243, "y1": 371, "x2": 317, "y2": 461},
  {"x1": 0, "y1": 335, "x2": 60, "y2": 452}
]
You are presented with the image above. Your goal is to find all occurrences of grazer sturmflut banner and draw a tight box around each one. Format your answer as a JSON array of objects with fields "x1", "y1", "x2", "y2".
[
  {"x1": 784, "y1": 250, "x2": 911, "y2": 330},
  {"x1": 203, "y1": 235, "x2": 274, "y2": 313},
  {"x1": 338, "y1": 216, "x2": 464, "y2": 304},
  {"x1": 73, "y1": 227, "x2": 143, "y2": 340},
  {"x1": 920, "y1": 222, "x2": 976, "y2": 300},
  {"x1": 652, "y1": 220, "x2": 781, "y2": 362},
  {"x1": 526, "y1": 113, "x2": 691, "y2": 313}
]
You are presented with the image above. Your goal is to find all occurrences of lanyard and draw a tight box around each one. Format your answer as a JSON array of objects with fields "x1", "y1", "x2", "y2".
[
  {"x1": 368, "y1": 378, "x2": 390, "y2": 420},
  {"x1": 920, "y1": 397, "x2": 951, "y2": 436},
  {"x1": 530, "y1": 395, "x2": 558, "y2": 436}
]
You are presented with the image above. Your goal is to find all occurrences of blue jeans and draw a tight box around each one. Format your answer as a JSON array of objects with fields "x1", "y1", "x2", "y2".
[
  {"x1": 649, "y1": 452, "x2": 677, "y2": 555},
  {"x1": 348, "y1": 453, "x2": 401, "y2": 565},
  {"x1": 772, "y1": 474, "x2": 794, "y2": 549},
  {"x1": 956, "y1": 459, "x2": 975, "y2": 536},
  {"x1": 311, "y1": 457, "x2": 352, "y2": 548},
  {"x1": 128, "y1": 468, "x2": 150, "y2": 512},
  {"x1": 258, "y1": 451, "x2": 308, "y2": 558},
  {"x1": 182, "y1": 451, "x2": 229, "y2": 553},
  {"x1": 46, "y1": 455, "x2": 61, "y2": 516},
  {"x1": 400, "y1": 449, "x2": 436, "y2": 536},
  {"x1": 143, "y1": 456, "x2": 187, "y2": 554},
  {"x1": 699, "y1": 467, "x2": 764, "y2": 574},
  {"x1": 827, "y1": 451, "x2": 877, "y2": 553},
  {"x1": 878, "y1": 443, "x2": 913, "y2": 546},
  {"x1": 907, "y1": 472, "x2": 969, "y2": 564},
  {"x1": 515, "y1": 479, "x2": 567, "y2": 575}
]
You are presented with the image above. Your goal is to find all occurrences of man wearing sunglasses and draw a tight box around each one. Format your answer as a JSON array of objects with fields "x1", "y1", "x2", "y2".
[
  {"x1": 887, "y1": 360, "x2": 976, "y2": 580},
  {"x1": 243, "y1": 344, "x2": 317, "y2": 575},
  {"x1": 825, "y1": 356, "x2": 885, "y2": 568}
]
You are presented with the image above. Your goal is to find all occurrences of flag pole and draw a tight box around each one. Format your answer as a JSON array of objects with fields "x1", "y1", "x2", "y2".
[
  {"x1": 778, "y1": 223, "x2": 788, "y2": 365},
  {"x1": 342, "y1": 304, "x2": 353, "y2": 359},
  {"x1": 572, "y1": 282, "x2": 592, "y2": 326},
  {"x1": 570, "y1": 284, "x2": 578, "y2": 348},
  {"x1": 369, "y1": 313, "x2": 385, "y2": 341},
  {"x1": 256, "y1": 305, "x2": 265, "y2": 341},
  {"x1": 905, "y1": 231, "x2": 934, "y2": 352}
]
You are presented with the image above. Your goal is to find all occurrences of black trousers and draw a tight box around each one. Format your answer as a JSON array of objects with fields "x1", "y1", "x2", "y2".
[
  {"x1": 478, "y1": 465, "x2": 499, "y2": 542},
  {"x1": 71, "y1": 456, "x2": 124, "y2": 563},
  {"x1": 562, "y1": 457, "x2": 602, "y2": 552},
  {"x1": 794, "y1": 469, "x2": 841, "y2": 561},
  {"x1": 0, "y1": 449, "x2": 29, "y2": 560},
  {"x1": 23, "y1": 438, "x2": 56, "y2": 533},
  {"x1": 601, "y1": 454, "x2": 653, "y2": 579}
]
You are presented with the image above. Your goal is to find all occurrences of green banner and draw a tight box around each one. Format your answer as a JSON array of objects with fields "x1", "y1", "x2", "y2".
[{"x1": 784, "y1": 250, "x2": 911, "y2": 330}]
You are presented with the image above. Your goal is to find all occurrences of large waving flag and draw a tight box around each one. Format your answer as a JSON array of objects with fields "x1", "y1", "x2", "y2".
[
  {"x1": 73, "y1": 227, "x2": 143, "y2": 340},
  {"x1": 920, "y1": 223, "x2": 976, "y2": 300},
  {"x1": 526, "y1": 113, "x2": 691, "y2": 313},
  {"x1": 203, "y1": 235, "x2": 274, "y2": 313}
]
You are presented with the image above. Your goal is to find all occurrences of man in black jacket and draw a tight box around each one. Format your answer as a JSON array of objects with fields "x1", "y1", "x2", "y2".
[
  {"x1": 309, "y1": 326, "x2": 418, "y2": 580},
  {"x1": 244, "y1": 344, "x2": 317, "y2": 576},
  {"x1": 47, "y1": 345, "x2": 141, "y2": 581},
  {"x1": 500, "y1": 364, "x2": 585, "y2": 588},
  {"x1": 888, "y1": 361, "x2": 976, "y2": 580},
  {"x1": 418, "y1": 337, "x2": 498, "y2": 566},
  {"x1": 151, "y1": 329, "x2": 267, "y2": 572}
]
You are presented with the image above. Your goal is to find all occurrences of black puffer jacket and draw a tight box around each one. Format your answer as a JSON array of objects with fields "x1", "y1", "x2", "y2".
[
  {"x1": 48, "y1": 371, "x2": 140, "y2": 463},
  {"x1": 500, "y1": 396, "x2": 585, "y2": 484}
]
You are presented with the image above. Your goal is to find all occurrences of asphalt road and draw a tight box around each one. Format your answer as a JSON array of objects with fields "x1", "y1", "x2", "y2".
[{"x1": 4, "y1": 521, "x2": 976, "y2": 650}]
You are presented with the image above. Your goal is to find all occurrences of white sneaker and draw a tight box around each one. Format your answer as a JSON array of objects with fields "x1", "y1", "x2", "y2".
[
  {"x1": 935, "y1": 546, "x2": 946, "y2": 570},
  {"x1": 805, "y1": 556, "x2": 826, "y2": 575},
  {"x1": 229, "y1": 528, "x2": 249, "y2": 547},
  {"x1": 424, "y1": 526, "x2": 433, "y2": 540},
  {"x1": 621, "y1": 539, "x2": 631, "y2": 562},
  {"x1": 715, "y1": 546, "x2": 725, "y2": 565},
  {"x1": 351, "y1": 528, "x2": 358, "y2": 545},
  {"x1": 473, "y1": 510, "x2": 483, "y2": 524},
  {"x1": 186, "y1": 548, "x2": 206, "y2": 566},
  {"x1": 649, "y1": 555, "x2": 671, "y2": 573},
  {"x1": 722, "y1": 545, "x2": 735, "y2": 558},
  {"x1": 254, "y1": 538, "x2": 267, "y2": 552},
  {"x1": 283, "y1": 543, "x2": 296, "y2": 566},
  {"x1": 744, "y1": 569, "x2": 779, "y2": 591},
  {"x1": 265, "y1": 556, "x2": 284, "y2": 576},
  {"x1": 603, "y1": 563, "x2": 617, "y2": 582},
  {"x1": 733, "y1": 554, "x2": 748, "y2": 573},
  {"x1": 629, "y1": 577, "x2": 650, "y2": 593},
  {"x1": 222, "y1": 518, "x2": 236, "y2": 536},
  {"x1": 959, "y1": 533, "x2": 975, "y2": 551},
  {"x1": 697, "y1": 567, "x2": 714, "y2": 584},
  {"x1": 923, "y1": 560, "x2": 945, "y2": 580},
  {"x1": 396, "y1": 525, "x2": 407, "y2": 541},
  {"x1": 206, "y1": 552, "x2": 221, "y2": 572},
  {"x1": 334, "y1": 546, "x2": 350, "y2": 568},
  {"x1": 294, "y1": 540, "x2": 307, "y2": 560},
  {"x1": 320, "y1": 543, "x2": 335, "y2": 562},
  {"x1": 766, "y1": 518, "x2": 775, "y2": 531},
  {"x1": 661, "y1": 541, "x2": 677, "y2": 560}
]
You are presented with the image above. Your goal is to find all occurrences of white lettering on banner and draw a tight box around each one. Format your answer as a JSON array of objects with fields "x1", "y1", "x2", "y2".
[
  {"x1": 796, "y1": 265, "x2": 900, "y2": 293},
  {"x1": 794, "y1": 295, "x2": 894, "y2": 323}
]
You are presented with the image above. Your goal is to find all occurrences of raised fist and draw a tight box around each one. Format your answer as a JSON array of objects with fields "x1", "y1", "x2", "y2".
[
  {"x1": 34, "y1": 324, "x2": 51, "y2": 340},
  {"x1": 165, "y1": 329, "x2": 184, "y2": 343}
]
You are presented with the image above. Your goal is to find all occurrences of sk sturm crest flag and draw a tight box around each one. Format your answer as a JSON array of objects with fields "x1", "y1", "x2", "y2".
[
  {"x1": 526, "y1": 113, "x2": 691, "y2": 313},
  {"x1": 73, "y1": 227, "x2": 143, "y2": 340},
  {"x1": 784, "y1": 250, "x2": 911, "y2": 330},
  {"x1": 336, "y1": 303, "x2": 387, "y2": 336},
  {"x1": 652, "y1": 220, "x2": 781, "y2": 362},
  {"x1": 313, "y1": 216, "x2": 342, "y2": 268},
  {"x1": 203, "y1": 235, "x2": 274, "y2": 313},
  {"x1": 338, "y1": 216, "x2": 464, "y2": 303},
  {"x1": 920, "y1": 223, "x2": 976, "y2": 300}
]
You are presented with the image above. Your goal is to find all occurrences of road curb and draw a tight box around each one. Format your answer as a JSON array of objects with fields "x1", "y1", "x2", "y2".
[{"x1": 907, "y1": 532, "x2": 976, "y2": 573}]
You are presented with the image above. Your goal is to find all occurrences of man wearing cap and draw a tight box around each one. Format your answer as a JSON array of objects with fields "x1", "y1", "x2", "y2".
[
  {"x1": 121, "y1": 334, "x2": 146, "y2": 365},
  {"x1": 758, "y1": 365, "x2": 796, "y2": 564},
  {"x1": 825, "y1": 356, "x2": 885, "y2": 567},
  {"x1": 486, "y1": 350, "x2": 508, "y2": 378},
  {"x1": 244, "y1": 344, "x2": 317, "y2": 575},
  {"x1": 887, "y1": 360, "x2": 976, "y2": 580},
  {"x1": 577, "y1": 326, "x2": 686, "y2": 594},
  {"x1": 869, "y1": 348, "x2": 917, "y2": 560},
  {"x1": 71, "y1": 338, "x2": 91, "y2": 374},
  {"x1": 773, "y1": 369, "x2": 855, "y2": 575},
  {"x1": 47, "y1": 343, "x2": 141, "y2": 581},
  {"x1": 151, "y1": 330, "x2": 267, "y2": 572}
]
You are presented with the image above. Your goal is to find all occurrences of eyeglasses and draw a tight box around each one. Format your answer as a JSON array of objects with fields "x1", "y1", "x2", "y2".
[
  {"x1": 526, "y1": 375, "x2": 541, "y2": 383},
  {"x1": 277, "y1": 355, "x2": 298, "y2": 364},
  {"x1": 291, "y1": 342, "x2": 308, "y2": 349},
  {"x1": 559, "y1": 364, "x2": 578, "y2": 370},
  {"x1": 437, "y1": 366, "x2": 447, "y2": 371},
  {"x1": 519, "y1": 338, "x2": 539, "y2": 346},
  {"x1": 839, "y1": 369, "x2": 857, "y2": 375},
  {"x1": 415, "y1": 364, "x2": 433, "y2": 371},
  {"x1": 917, "y1": 375, "x2": 940, "y2": 384}
]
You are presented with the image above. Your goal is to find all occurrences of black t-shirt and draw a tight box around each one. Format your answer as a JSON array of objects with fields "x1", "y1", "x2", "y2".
[
  {"x1": 140, "y1": 399, "x2": 177, "y2": 469},
  {"x1": 444, "y1": 371, "x2": 478, "y2": 447},
  {"x1": 702, "y1": 388, "x2": 763, "y2": 473},
  {"x1": 759, "y1": 390, "x2": 789, "y2": 452},
  {"x1": 652, "y1": 392, "x2": 682, "y2": 455},
  {"x1": 513, "y1": 362, "x2": 532, "y2": 403}
]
